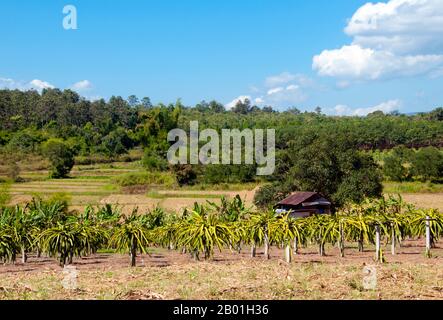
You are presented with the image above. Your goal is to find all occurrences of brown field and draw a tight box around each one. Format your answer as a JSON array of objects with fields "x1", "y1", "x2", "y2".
[
  {"x1": 0, "y1": 240, "x2": 442, "y2": 300},
  {"x1": 400, "y1": 193, "x2": 443, "y2": 212}
]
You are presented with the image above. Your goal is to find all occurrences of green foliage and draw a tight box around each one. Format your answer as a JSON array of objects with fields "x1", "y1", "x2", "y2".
[
  {"x1": 0, "y1": 182, "x2": 11, "y2": 207},
  {"x1": 253, "y1": 182, "x2": 294, "y2": 210},
  {"x1": 109, "y1": 213, "x2": 151, "y2": 266},
  {"x1": 0, "y1": 225, "x2": 19, "y2": 263},
  {"x1": 255, "y1": 134, "x2": 383, "y2": 209},
  {"x1": 382, "y1": 146, "x2": 414, "y2": 182},
  {"x1": 139, "y1": 207, "x2": 167, "y2": 229},
  {"x1": 269, "y1": 213, "x2": 304, "y2": 246},
  {"x1": 427, "y1": 107, "x2": 443, "y2": 121},
  {"x1": 7, "y1": 130, "x2": 41, "y2": 152},
  {"x1": 112, "y1": 171, "x2": 177, "y2": 187},
  {"x1": 207, "y1": 195, "x2": 251, "y2": 223},
  {"x1": 99, "y1": 127, "x2": 134, "y2": 156},
  {"x1": 245, "y1": 211, "x2": 276, "y2": 246},
  {"x1": 171, "y1": 164, "x2": 198, "y2": 186},
  {"x1": 142, "y1": 149, "x2": 169, "y2": 171},
  {"x1": 175, "y1": 209, "x2": 234, "y2": 260},
  {"x1": 0, "y1": 194, "x2": 442, "y2": 266},
  {"x1": 411, "y1": 147, "x2": 443, "y2": 181},
  {"x1": 202, "y1": 164, "x2": 256, "y2": 184},
  {"x1": 383, "y1": 181, "x2": 443, "y2": 193},
  {"x1": 1, "y1": 88, "x2": 443, "y2": 188},
  {"x1": 41, "y1": 139, "x2": 75, "y2": 178}
]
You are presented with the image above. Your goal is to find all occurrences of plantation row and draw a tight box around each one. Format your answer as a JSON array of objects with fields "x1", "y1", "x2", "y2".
[{"x1": 0, "y1": 196, "x2": 442, "y2": 267}]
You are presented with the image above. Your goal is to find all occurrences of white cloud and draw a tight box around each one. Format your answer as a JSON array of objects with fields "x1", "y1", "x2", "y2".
[
  {"x1": 265, "y1": 84, "x2": 306, "y2": 106},
  {"x1": 225, "y1": 95, "x2": 251, "y2": 110},
  {"x1": 267, "y1": 87, "x2": 284, "y2": 95},
  {"x1": 230, "y1": 73, "x2": 312, "y2": 110},
  {"x1": 245, "y1": 72, "x2": 313, "y2": 108},
  {"x1": 255, "y1": 97, "x2": 264, "y2": 104},
  {"x1": 334, "y1": 104, "x2": 351, "y2": 116},
  {"x1": 0, "y1": 77, "x2": 19, "y2": 89},
  {"x1": 313, "y1": 0, "x2": 443, "y2": 81},
  {"x1": 0, "y1": 77, "x2": 55, "y2": 91},
  {"x1": 345, "y1": 0, "x2": 443, "y2": 55},
  {"x1": 71, "y1": 80, "x2": 93, "y2": 91},
  {"x1": 333, "y1": 99, "x2": 401, "y2": 116},
  {"x1": 265, "y1": 72, "x2": 297, "y2": 87},
  {"x1": 29, "y1": 79, "x2": 55, "y2": 90},
  {"x1": 286, "y1": 84, "x2": 299, "y2": 91},
  {"x1": 313, "y1": 44, "x2": 443, "y2": 80}
]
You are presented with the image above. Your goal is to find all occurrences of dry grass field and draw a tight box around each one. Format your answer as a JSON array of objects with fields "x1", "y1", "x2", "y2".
[
  {"x1": 400, "y1": 194, "x2": 443, "y2": 212},
  {"x1": 4, "y1": 161, "x2": 259, "y2": 213},
  {"x1": 0, "y1": 240, "x2": 442, "y2": 300}
]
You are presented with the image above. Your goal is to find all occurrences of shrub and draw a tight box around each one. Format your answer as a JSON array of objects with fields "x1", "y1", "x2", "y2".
[
  {"x1": 5, "y1": 162, "x2": 21, "y2": 182},
  {"x1": 41, "y1": 139, "x2": 75, "y2": 179},
  {"x1": 411, "y1": 147, "x2": 443, "y2": 181}
]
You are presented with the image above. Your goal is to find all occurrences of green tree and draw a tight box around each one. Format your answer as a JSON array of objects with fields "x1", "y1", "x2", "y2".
[
  {"x1": 427, "y1": 107, "x2": 443, "y2": 121},
  {"x1": 231, "y1": 98, "x2": 252, "y2": 114},
  {"x1": 411, "y1": 147, "x2": 443, "y2": 181},
  {"x1": 127, "y1": 95, "x2": 139, "y2": 107},
  {"x1": 141, "y1": 97, "x2": 153, "y2": 109},
  {"x1": 255, "y1": 134, "x2": 383, "y2": 209},
  {"x1": 42, "y1": 139, "x2": 75, "y2": 178},
  {"x1": 382, "y1": 146, "x2": 413, "y2": 182},
  {"x1": 176, "y1": 209, "x2": 234, "y2": 260},
  {"x1": 171, "y1": 164, "x2": 198, "y2": 186},
  {"x1": 110, "y1": 214, "x2": 151, "y2": 267}
]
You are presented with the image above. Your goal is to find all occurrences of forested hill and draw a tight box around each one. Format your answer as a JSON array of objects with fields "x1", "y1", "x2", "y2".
[{"x1": 0, "y1": 88, "x2": 443, "y2": 157}]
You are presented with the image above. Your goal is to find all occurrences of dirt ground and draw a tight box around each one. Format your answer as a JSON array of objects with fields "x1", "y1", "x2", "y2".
[
  {"x1": 401, "y1": 193, "x2": 443, "y2": 212},
  {"x1": 1, "y1": 239, "x2": 442, "y2": 300}
]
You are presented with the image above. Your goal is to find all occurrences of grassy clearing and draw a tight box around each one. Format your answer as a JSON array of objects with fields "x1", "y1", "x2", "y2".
[
  {"x1": 384, "y1": 181, "x2": 443, "y2": 193},
  {"x1": 182, "y1": 182, "x2": 260, "y2": 191},
  {"x1": 146, "y1": 191, "x2": 226, "y2": 199},
  {"x1": 112, "y1": 172, "x2": 177, "y2": 188},
  {"x1": 0, "y1": 182, "x2": 11, "y2": 207}
]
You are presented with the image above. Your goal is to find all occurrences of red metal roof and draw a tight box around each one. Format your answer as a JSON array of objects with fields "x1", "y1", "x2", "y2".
[{"x1": 277, "y1": 192, "x2": 319, "y2": 206}]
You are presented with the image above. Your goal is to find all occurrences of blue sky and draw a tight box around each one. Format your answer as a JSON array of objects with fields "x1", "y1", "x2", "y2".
[{"x1": 1, "y1": 0, "x2": 442, "y2": 114}]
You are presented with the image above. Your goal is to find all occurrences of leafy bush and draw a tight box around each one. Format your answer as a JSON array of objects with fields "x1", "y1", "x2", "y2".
[
  {"x1": 411, "y1": 147, "x2": 443, "y2": 181},
  {"x1": 7, "y1": 131, "x2": 40, "y2": 152},
  {"x1": 41, "y1": 139, "x2": 75, "y2": 178},
  {"x1": 382, "y1": 146, "x2": 414, "y2": 182}
]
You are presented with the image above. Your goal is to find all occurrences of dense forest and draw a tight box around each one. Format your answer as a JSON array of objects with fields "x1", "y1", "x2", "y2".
[{"x1": 1, "y1": 88, "x2": 443, "y2": 208}]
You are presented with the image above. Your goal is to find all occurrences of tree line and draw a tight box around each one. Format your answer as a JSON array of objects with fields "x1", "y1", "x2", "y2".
[
  {"x1": 1, "y1": 89, "x2": 442, "y2": 156},
  {"x1": 383, "y1": 146, "x2": 443, "y2": 182},
  {"x1": 1, "y1": 88, "x2": 443, "y2": 208}
]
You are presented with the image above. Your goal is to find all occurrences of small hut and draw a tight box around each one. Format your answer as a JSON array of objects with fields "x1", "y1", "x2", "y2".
[{"x1": 275, "y1": 192, "x2": 331, "y2": 218}]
